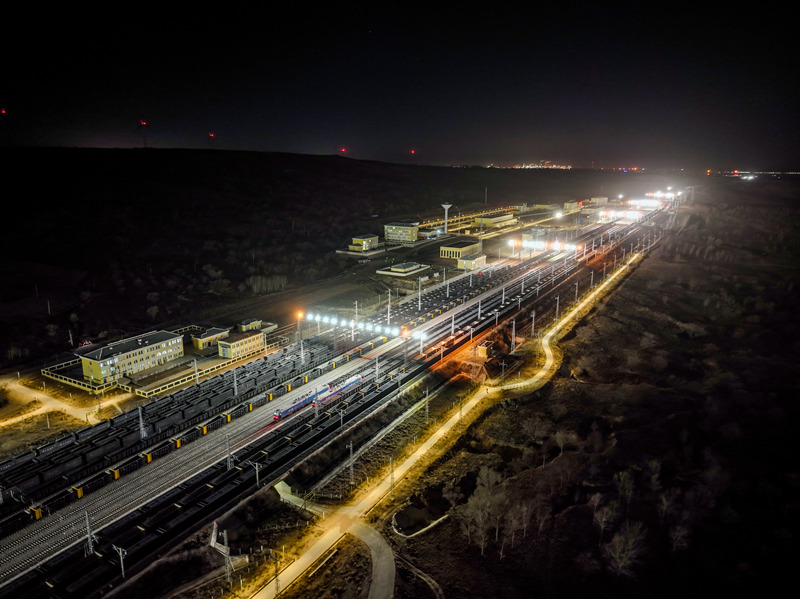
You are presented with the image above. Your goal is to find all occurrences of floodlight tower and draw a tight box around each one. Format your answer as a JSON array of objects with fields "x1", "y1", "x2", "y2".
[{"x1": 441, "y1": 203, "x2": 452, "y2": 234}]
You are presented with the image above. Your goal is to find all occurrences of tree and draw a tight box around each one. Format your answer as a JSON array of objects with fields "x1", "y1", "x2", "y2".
[
  {"x1": 554, "y1": 430, "x2": 572, "y2": 455},
  {"x1": 146, "y1": 305, "x2": 159, "y2": 321},
  {"x1": 468, "y1": 495, "x2": 491, "y2": 556},
  {"x1": 588, "y1": 492, "x2": 603, "y2": 516},
  {"x1": 669, "y1": 524, "x2": 690, "y2": 553},
  {"x1": 532, "y1": 497, "x2": 551, "y2": 535},
  {"x1": 594, "y1": 501, "x2": 618, "y2": 545},
  {"x1": 505, "y1": 503, "x2": 524, "y2": 547},
  {"x1": 613, "y1": 470, "x2": 634, "y2": 513},
  {"x1": 603, "y1": 520, "x2": 647, "y2": 577},
  {"x1": 646, "y1": 459, "x2": 662, "y2": 494},
  {"x1": 658, "y1": 488, "x2": 681, "y2": 523},
  {"x1": 442, "y1": 480, "x2": 463, "y2": 509}
]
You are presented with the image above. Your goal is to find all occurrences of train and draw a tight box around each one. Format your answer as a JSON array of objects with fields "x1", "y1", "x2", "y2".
[{"x1": 273, "y1": 374, "x2": 363, "y2": 420}]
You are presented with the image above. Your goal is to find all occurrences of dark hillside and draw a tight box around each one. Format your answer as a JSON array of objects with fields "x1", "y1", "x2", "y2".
[{"x1": 0, "y1": 147, "x2": 693, "y2": 367}]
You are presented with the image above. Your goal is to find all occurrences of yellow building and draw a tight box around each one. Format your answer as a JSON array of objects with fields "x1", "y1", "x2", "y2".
[
  {"x1": 218, "y1": 331, "x2": 265, "y2": 360},
  {"x1": 457, "y1": 254, "x2": 487, "y2": 271},
  {"x1": 440, "y1": 240, "x2": 481, "y2": 259},
  {"x1": 80, "y1": 331, "x2": 184, "y2": 384},
  {"x1": 191, "y1": 327, "x2": 230, "y2": 350},
  {"x1": 348, "y1": 234, "x2": 379, "y2": 252},
  {"x1": 384, "y1": 221, "x2": 419, "y2": 244},
  {"x1": 471, "y1": 213, "x2": 517, "y2": 229},
  {"x1": 237, "y1": 318, "x2": 262, "y2": 332}
]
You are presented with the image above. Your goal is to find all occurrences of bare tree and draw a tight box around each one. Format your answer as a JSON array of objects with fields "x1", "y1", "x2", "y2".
[
  {"x1": 658, "y1": 488, "x2": 681, "y2": 523},
  {"x1": 669, "y1": 524, "x2": 690, "y2": 553},
  {"x1": 458, "y1": 508, "x2": 475, "y2": 545},
  {"x1": 491, "y1": 494, "x2": 507, "y2": 542},
  {"x1": 554, "y1": 430, "x2": 571, "y2": 455},
  {"x1": 442, "y1": 480, "x2": 463, "y2": 510},
  {"x1": 613, "y1": 470, "x2": 634, "y2": 513},
  {"x1": 520, "y1": 502, "x2": 531, "y2": 538},
  {"x1": 603, "y1": 520, "x2": 647, "y2": 577},
  {"x1": 594, "y1": 501, "x2": 618, "y2": 546},
  {"x1": 532, "y1": 497, "x2": 551, "y2": 535},
  {"x1": 588, "y1": 492, "x2": 603, "y2": 516},
  {"x1": 505, "y1": 503, "x2": 524, "y2": 547},
  {"x1": 646, "y1": 459, "x2": 662, "y2": 494}
]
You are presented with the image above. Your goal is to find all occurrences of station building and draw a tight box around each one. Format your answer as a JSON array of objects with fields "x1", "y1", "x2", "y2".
[
  {"x1": 384, "y1": 221, "x2": 420, "y2": 245},
  {"x1": 457, "y1": 254, "x2": 487, "y2": 271},
  {"x1": 471, "y1": 213, "x2": 517, "y2": 229},
  {"x1": 79, "y1": 330, "x2": 184, "y2": 384},
  {"x1": 191, "y1": 327, "x2": 230, "y2": 350},
  {"x1": 440, "y1": 239, "x2": 481, "y2": 259},
  {"x1": 375, "y1": 261, "x2": 431, "y2": 278},
  {"x1": 348, "y1": 234, "x2": 380, "y2": 252},
  {"x1": 218, "y1": 330, "x2": 266, "y2": 360}
]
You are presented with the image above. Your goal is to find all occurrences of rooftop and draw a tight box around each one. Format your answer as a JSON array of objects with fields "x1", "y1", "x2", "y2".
[{"x1": 81, "y1": 330, "x2": 182, "y2": 361}]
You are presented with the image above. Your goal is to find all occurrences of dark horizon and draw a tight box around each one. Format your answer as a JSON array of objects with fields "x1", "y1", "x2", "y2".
[{"x1": 2, "y1": 6, "x2": 797, "y2": 171}]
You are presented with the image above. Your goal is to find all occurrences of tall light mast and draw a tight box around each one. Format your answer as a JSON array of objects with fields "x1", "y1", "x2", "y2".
[{"x1": 441, "y1": 203, "x2": 452, "y2": 235}]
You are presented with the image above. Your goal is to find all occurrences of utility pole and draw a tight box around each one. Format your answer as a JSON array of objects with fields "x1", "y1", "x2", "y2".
[
  {"x1": 555, "y1": 295, "x2": 560, "y2": 321},
  {"x1": 84, "y1": 511, "x2": 97, "y2": 556},
  {"x1": 425, "y1": 388, "x2": 429, "y2": 423},
  {"x1": 531, "y1": 310, "x2": 536, "y2": 336},
  {"x1": 247, "y1": 460, "x2": 263, "y2": 487},
  {"x1": 113, "y1": 545, "x2": 127, "y2": 579},
  {"x1": 387, "y1": 290, "x2": 391, "y2": 325},
  {"x1": 138, "y1": 406, "x2": 147, "y2": 440},
  {"x1": 233, "y1": 367, "x2": 238, "y2": 396},
  {"x1": 511, "y1": 319, "x2": 516, "y2": 353},
  {"x1": 226, "y1": 434, "x2": 233, "y2": 470},
  {"x1": 349, "y1": 441, "x2": 354, "y2": 485}
]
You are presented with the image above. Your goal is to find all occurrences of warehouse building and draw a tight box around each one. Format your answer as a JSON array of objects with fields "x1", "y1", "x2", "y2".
[{"x1": 440, "y1": 239, "x2": 481, "y2": 259}]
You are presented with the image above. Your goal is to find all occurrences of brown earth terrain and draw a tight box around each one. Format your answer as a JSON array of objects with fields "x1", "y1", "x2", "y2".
[{"x1": 144, "y1": 179, "x2": 799, "y2": 599}]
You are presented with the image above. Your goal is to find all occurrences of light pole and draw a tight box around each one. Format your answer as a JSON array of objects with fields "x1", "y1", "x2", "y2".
[
  {"x1": 296, "y1": 312, "x2": 303, "y2": 344},
  {"x1": 555, "y1": 295, "x2": 560, "y2": 321}
]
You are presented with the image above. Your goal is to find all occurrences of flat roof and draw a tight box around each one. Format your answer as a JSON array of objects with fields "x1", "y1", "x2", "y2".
[
  {"x1": 82, "y1": 330, "x2": 182, "y2": 361},
  {"x1": 458, "y1": 253, "x2": 486, "y2": 261},
  {"x1": 353, "y1": 234, "x2": 379, "y2": 239},
  {"x1": 220, "y1": 330, "x2": 263, "y2": 344},
  {"x1": 441, "y1": 240, "x2": 479, "y2": 249},
  {"x1": 193, "y1": 327, "x2": 229, "y2": 339}
]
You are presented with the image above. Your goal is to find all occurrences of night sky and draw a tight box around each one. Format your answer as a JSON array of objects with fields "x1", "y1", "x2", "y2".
[{"x1": 3, "y1": 5, "x2": 796, "y2": 170}]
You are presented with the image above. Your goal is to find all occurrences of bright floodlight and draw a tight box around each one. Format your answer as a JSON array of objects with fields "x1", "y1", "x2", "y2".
[{"x1": 556, "y1": 211, "x2": 563, "y2": 218}]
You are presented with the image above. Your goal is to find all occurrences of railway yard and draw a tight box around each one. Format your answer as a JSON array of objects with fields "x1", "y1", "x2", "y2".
[{"x1": 0, "y1": 205, "x2": 670, "y2": 598}]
